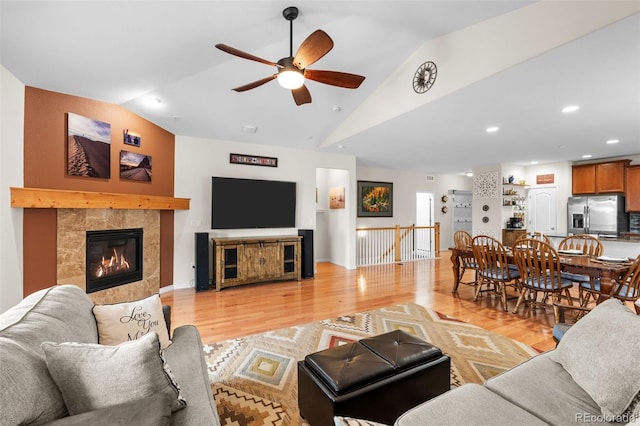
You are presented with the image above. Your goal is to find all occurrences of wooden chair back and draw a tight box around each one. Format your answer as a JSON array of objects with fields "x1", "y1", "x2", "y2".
[
  {"x1": 515, "y1": 231, "x2": 550, "y2": 247},
  {"x1": 471, "y1": 235, "x2": 515, "y2": 282},
  {"x1": 558, "y1": 235, "x2": 603, "y2": 257},
  {"x1": 512, "y1": 238, "x2": 564, "y2": 290},
  {"x1": 454, "y1": 230, "x2": 472, "y2": 249},
  {"x1": 454, "y1": 230, "x2": 477, "y2": 270},
  {"x1": 612, "y1": 255, "x2": 640, "y2": 303}
]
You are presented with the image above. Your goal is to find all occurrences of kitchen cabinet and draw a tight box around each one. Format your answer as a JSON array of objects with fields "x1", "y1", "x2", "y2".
[
  {"x1": 212, "y1": 236, "x2": 301, "y2": 291},
  {"x1": 571, "y1": 164, "x2": 596, "y2": 194},
  {"x1": 626, "y1": 164, "x2": 640, "y2": 212},
  {"x1": 572, "y1": 160, "x2": 630, "y2": 195},
  {"x1": 502, "y1": 229, "x2": 526, "y2": 247}
]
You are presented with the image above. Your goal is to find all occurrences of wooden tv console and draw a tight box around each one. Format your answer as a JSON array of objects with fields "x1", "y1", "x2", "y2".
[{"x1": 212, "y1": 236, "x2": 301, "y2": 291}]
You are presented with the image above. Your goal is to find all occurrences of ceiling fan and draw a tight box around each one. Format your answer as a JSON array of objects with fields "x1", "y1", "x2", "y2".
[{"x1": 215, "y1": 6, "x2": 365, "y2": 106}]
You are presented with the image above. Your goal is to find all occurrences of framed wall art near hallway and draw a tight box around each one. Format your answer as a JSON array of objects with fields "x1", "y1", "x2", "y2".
[{"x1": 357, "y1": 181, "x2": 393, "y2": 217}]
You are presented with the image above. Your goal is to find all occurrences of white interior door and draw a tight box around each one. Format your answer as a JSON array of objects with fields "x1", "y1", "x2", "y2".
[
  {"x1": 528, "y1": 187, "x2": 558, "y2": 234},
  {"x1": 416, "y1": 193, "x2": 434, "y2": 254}
]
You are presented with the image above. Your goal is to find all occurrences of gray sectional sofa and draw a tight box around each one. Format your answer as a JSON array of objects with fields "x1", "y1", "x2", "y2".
[
  {"x1": 0, "y1": 285, "x2": 220, "y2": 426},
  {"x1": 394, "y1": 298, "x2": 640, "y2": 426}
]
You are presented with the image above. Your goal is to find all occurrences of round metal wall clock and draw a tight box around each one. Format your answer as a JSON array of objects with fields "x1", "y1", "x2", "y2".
[{"x1": 413, "y1": 61, "x2": 437, "y2": 94}]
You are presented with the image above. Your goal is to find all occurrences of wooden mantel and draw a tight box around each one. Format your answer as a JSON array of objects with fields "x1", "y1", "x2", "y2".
[{"x1": 11, "y1": 187, "x2": 190, "y2": 210}]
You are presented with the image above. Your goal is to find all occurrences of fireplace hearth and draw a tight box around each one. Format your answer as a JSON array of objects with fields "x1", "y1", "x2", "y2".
[{"x1": 86, "y1": 228, "x2": 143, "y2": 293}]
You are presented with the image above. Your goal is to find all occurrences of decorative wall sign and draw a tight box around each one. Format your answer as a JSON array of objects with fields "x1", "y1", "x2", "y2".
[
  {"x1": 536, "y1": 173, "x2": 555, "y2": 184},
  {"x1": 230, "y1": 153, "x2": 278, "y2": 167},
  {"x1": 123, "y1": 129, "x2": 141, "y2": 147},
  {"x1": 357, "y1": 181, "x2": 393, "y2": 217},
  {"x1": 120, "y1": 150, "x2": 152, "y2": 181},
  {"x1": 329, "y1": 187, "x2": 345, "y2": 209},
  {"x1": 67, "y1": 112, "x2": 111, "y2": 178}
]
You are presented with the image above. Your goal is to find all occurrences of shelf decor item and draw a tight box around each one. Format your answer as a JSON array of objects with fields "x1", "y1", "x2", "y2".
[{"x1": 357, "y1": 181, "x2": 393, "y2": 217}]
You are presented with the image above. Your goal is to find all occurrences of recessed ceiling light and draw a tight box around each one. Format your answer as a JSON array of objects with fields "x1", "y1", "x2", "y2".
[
  {"x1": 606, "y1": 139, "x2": 620, "y2": 144},
  {"x1": 332, "y1": 105, "x2": 342, "y2": 113},
  {"x1": 337, "y1": 144, "x2": 345, "y2": 149},
  {"x1": 486, "y1": 126, "x2": 499, "y2": 133},
  {"x1": 530, "y1": 161, "x2": 539, "y2": 165},
  {"x1": 147, "y1": 97, "x2": 162, "y2": 105},
  {"x1": 562, "y1": 105, "x2": 579, "y2": 113},
  {"x1": 241, "y1": 124, "x2": 257, "y2": 133},
  {"x1": 582, "y1": 154, "x2": 593, "y2": 159},
  {"x1": 465, "y1": 171, "x2": 473, "y2": 177}
]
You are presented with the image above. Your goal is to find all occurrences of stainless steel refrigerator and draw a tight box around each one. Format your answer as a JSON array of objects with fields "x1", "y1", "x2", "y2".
[{"x1": 567, "y1": 195, "x2": 628, "y2": 236}]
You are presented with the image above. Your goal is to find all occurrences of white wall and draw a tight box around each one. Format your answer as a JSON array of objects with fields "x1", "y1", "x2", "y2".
[
  {"x1": 0, "y1": 66, "x2": 25, "y2": 312},
  {"x1": 356, "y1": 167, "x2": 472, "y2": 250},
  {"x1": 173, "y1": 135, "x2": 357, "y2": 289},
  {"x1": 315, "y1": 168, "x2": 350, "y2": 265}
]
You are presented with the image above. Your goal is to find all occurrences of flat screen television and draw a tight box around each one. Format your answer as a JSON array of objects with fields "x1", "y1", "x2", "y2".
[{"x1": 211, "y1": 177, "x2": 296, "y2": 229}]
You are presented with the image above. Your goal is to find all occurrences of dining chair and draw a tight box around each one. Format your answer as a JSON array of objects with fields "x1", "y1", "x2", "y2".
[
  {"x1": 453, "y1": 230, "x2": 477, "y2": 291},
  {"x1": 471, "y1": 235, "x2": 520, "y2": 312},
  {"x1": 610, "y1": 254, "x2": 640, "y2": 305},
  {"x1": 514, "y1": 231, "x2": 550, "y2": 246},
  {"x1": 512, "y1": 238, "x2": 574, "y2": 319},
  {"x1": 558, "y1": 234, "x2": 604, "y2": 306}
]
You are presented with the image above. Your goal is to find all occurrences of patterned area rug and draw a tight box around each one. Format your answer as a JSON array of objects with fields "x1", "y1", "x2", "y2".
[{"x1": 203, "y1": 303, "x2": 539, "y2": 426}]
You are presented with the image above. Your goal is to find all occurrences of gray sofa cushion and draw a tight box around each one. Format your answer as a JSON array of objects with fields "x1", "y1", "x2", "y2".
[
  {"x1": 550, "y1": 298, "x2": 640, "y2": 417},
  {"x1": 43, "y1": 393, "x2": 172, "y2": 426},
  {"x1": 485, "y1": 352, "x2": 612, "y2": 425},
  {"x1": 0, "y1": 285, "x2": 98, "y2": 425},
  {"x1": 164, "y1": 325, "x2": 221, "y2": 426},
  {"x1": 394, "y1": 383, "x2": 548, "y2": 426},
  {"x1": 41, "y1": 331, "x2": 187, "y2": 415}
]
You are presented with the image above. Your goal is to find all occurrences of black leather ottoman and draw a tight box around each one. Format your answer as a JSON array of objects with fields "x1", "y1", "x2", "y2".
[{"x1": 297, "y1": 330, "x2": 450, "y2": 426}]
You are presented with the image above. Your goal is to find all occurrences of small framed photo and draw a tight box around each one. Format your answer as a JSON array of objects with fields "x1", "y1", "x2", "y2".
[
  {"x1": 357, "y1": 181, "x2": 393, "y2": 217},
  {"x1": 123, "y1": 129, "x2": 141, "y2": 147}
]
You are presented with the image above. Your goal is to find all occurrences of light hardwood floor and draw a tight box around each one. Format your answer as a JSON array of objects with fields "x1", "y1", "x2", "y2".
[{"x1": 160, "y1": 252, "x2": 559, "y2": 352}]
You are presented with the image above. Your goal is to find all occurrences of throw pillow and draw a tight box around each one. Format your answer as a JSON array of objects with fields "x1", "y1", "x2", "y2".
[
  {"x1": 41, "y1": 331, "x2": 187, "y2": 416},
  {"x1": 550, "y1": 298, "x2": 640, "y2": 417},
  {"x1": 334, "y1": 416, "x2": 389, "y2": 426},
  {"x1": 93, "y1": 294, "x2": 171, "y2": 349}
]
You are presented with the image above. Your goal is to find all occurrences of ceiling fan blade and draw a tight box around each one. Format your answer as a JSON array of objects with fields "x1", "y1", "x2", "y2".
[
  {"x1": 304, "y1": 69, "x2": 366, "y2": 89},
  {"x1": 292, "y1": 85, "x2": 312, "y2": 106},
  {"x1": 215, "y1": 44, "x2": 278, "y2": 67},
  {"x1": 293, "y1": 30, "x2": 334, "y2": 69},
  {"x1": 231, "y1": 75, "x2": 277, "y2": 92}
]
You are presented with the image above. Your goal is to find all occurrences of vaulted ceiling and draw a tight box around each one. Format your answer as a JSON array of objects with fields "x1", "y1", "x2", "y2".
[{"x1": 1, "y1": 1, "x2": 638, "y2": 174}]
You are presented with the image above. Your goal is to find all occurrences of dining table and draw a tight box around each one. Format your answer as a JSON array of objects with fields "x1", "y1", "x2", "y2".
[{"x1": 450, "y1": 246, "x2": 632, "y2": 302}]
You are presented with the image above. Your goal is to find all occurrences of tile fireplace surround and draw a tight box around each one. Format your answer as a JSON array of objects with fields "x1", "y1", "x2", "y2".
[{"x1": 57, "y1": 208, "x2": 160, "y2": 305}]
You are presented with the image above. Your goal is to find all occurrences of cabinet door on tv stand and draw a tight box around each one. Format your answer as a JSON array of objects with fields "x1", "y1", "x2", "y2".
[
  {"x1": 281, "y1": 242, "x2": 300, "y2": 280},
  {"x1": 215, "y1": 244, "x2": 240, "y2": 290},
  {"x1": 242, "y1": 242, "x2": 281, "y2": 282}
]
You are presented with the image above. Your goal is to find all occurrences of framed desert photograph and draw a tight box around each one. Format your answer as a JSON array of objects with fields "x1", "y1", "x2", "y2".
[
  {"x1": 357, "y1": 181, "x2": 393, "y2": 217},
  {"x1": 329, "y1": 187, "x2": 345, "y2": 209},
  {"x1": 120, "y1": 150, "x2": 152, "y2": 181},
  {"x1": 67, "y1": 112, "x2": 111, "y2": 178}
]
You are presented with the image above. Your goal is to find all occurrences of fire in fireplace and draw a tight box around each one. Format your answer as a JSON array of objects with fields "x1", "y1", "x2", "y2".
[{"x1": 86, "y1": 228, "x2": 143, "y2": 293}]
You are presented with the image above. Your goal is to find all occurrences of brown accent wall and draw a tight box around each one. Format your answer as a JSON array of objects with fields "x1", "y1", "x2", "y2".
[{"x1": 23, "y1": 87, "x2": 176, "y2": 296}]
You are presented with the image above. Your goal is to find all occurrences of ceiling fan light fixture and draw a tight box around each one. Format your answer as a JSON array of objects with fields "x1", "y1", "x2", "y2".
[{"x1": 277, "y1": 69, "x2": 305, "y2": 89}]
